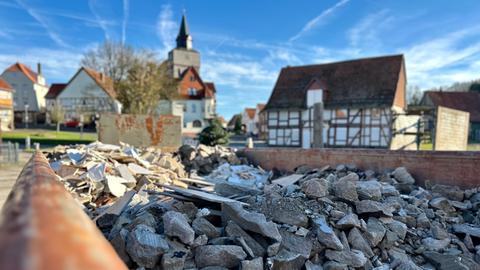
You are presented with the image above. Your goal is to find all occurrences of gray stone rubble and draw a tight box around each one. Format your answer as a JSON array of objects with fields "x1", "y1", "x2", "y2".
[{"x1": 47, "y1": 143, "x2": 480, "y2": 269}]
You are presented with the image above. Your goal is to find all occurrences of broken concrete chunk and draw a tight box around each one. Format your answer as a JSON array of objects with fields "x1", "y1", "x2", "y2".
[
  {"x1": 126, "y1": 224, "x2": 169, "y2": 268},
  {"x1": 225, "y1": 221, "x2": 266, "y2": 257},
  {"x1": 279, "y1": 230, "x2": 313, "y2": 258},
  {"x1": 423, "y1": 251, "x2": 470, "y2": 270},
  {"x1": 161, "y1": 251, "x2": 187, "y2": 270},
  {"x1": 194, "y1": 245, "x2": 247, "y2": 268},
  {"x1": 333, "y1": 173, "x2": 359, "y2": 202},
  {"x1": 356, "y1": 180, "x2": 382, "y2": 201},
  {"x1": 453, "y1": 224, "x2": 480, "y2": 238},
  {"x1": 431, "y1": 184, "x2": 464, "y2": 201},
  {"x1": 422, "y1": 237, "x2": 451, "y2": 251},
  {"x1": 336, "y1": 213, "x2": 360, "y2": 230},
  {"x1": 106, "y1": 175, "x2": 127, "y2": 197},
  {"x1": 348, "y1": 227, "x2": 374, "y2": 258},
  {"x1": 301, "y1": 178, "x2": 329, "y2": 198},
  {"x1": 163, "y1": 211, "x2": 195, "y2": 245},
  {"x1": 192, "y1": 217, "x2": 220, "y2": 239},
  {"x1": 271, "y1": 249, "x2": 306, "y2": 270},
  {"x1": 312, "y1": 216, "x2": 343, "y2": 250},
  {"x1": 325, "y1": 249, "x2": 368, "y2": 268},
  {"x1": 392, "y1": 167, "x2": 415, "y2": 184},
  {"x1": 241, "y1": 257, "x2": 263, "y2": 270},
  {"x1": 222, "y1": 202, "x2": 282, "y2": 242},
  {"x1": 355, "y1": 200, "x2": 393, "y2": 216},
  {"x1": 365, "y1": 218, "x2": 386, "y2": 247}
]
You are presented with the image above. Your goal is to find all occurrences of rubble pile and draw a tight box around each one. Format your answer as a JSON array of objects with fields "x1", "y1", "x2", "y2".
[
  {"x1": 47, "y1": 144, "x2": 480, "y2": 270},
  {"x1": 178, "y1": 144, "x2": 248, "y2": 175}
]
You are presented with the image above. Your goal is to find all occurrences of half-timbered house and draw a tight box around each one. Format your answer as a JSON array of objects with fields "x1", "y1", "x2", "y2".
[{"x1": 264, "y1": 55, "x2": 407, "y2": 148}]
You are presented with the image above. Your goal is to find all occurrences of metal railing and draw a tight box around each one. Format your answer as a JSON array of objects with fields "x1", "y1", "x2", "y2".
[
  {"x1": 0, "y1": 142, "x2": 19, "y2": 163},
  {"x1": 0, "y1": 152, "x2": 127, "y2": 270}
]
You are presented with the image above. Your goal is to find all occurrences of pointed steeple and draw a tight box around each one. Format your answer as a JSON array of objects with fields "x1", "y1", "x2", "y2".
[{"x1": 176, "y1": 14, "x2": 193, "y2": 49}]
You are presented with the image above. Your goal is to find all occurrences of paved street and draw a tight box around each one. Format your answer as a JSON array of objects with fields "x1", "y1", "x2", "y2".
[{"x1": 0, "y1": 152, "x2": 31, "y2": 208}]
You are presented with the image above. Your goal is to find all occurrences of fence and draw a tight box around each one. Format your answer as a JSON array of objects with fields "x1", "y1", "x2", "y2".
[{"x1": 0, "y1": 142, "x2": 19, "y2": 163}]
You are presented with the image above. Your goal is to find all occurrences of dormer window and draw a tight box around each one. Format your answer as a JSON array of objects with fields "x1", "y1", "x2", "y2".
[{"x1": 188, "y1": 88, "x2": 197, "y2": 96}]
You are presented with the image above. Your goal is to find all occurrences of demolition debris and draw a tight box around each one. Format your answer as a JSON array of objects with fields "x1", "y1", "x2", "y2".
[{"x1": 46, "y1": 142, "x2": 480, "y2": 269}]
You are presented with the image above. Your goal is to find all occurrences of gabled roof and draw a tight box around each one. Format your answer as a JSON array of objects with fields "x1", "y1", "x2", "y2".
[
  {"x1": 178, "y1": 66, "x2": 211, "y2": 100},
  {"x1": 4, "y1": 62, "x2": 39, "y2": 84},
  {"x1": 82, "y1": 67, "x2": 116, "y2": 98},
  {"x1": 256, "y1": 103, "x2": 265, "y2": 112},
  {"x1": 422, "y1": 91, "x2": 480, "y2": 122},
  {"x1": 227, "y1": 114, "x2": 241, "y2": 127},
  {"x1": 45, "y1": 83, "x2": 67, "y2": 99},
  {"x1": 265, "y1": 54, "x2": 405, "y2": 110},
  {"x1": 244, "y1": 108, "x2": 256, "y2": 119},
  {"x1": 204, "y1": 82, "x2": 216, "y2": 98},
  {"x1": 0, "y1": 78, "x2": 13, "y2": 91}
]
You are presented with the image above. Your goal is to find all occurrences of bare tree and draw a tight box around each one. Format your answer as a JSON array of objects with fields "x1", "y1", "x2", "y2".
[
  {"x1": 81, "y1": 40, "x2": 179, "y2": 114},
  {"x1": 407, "y1": 85, "x2": 423, "y2": 106},
  {"x1": 50, "y1": 103, "x2": 65, "y2": 132},
  {"x1": 117, "y1": 56, "x2": 178, "y2": 114},
  {"x1": 81, "y1": 40, "x2": 136, "y2": 85}
]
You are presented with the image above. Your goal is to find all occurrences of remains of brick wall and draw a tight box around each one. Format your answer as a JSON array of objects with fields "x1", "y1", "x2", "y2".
[
  {"x1": 241, "y1": 148, "x2": 480, "y2": 188},
  {"x1": 98, "y1": 113, "x2": 181, "y2": 150}
]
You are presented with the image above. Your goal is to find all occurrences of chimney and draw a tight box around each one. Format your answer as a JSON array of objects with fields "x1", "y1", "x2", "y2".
[{"x1": 37, "y1": 63, "x2": 42, "y2": 75}]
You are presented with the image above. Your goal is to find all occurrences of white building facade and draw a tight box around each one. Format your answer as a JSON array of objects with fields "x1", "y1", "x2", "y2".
[
  {"x1": 54, "y1": 67, "x2": 121, "y2": 121},
  {"x1": 1, "y1": 63, "x2": 49, "y2": 124},
  {"x1": 264, "y1": 55, "x2": 408, "y2": 149}
]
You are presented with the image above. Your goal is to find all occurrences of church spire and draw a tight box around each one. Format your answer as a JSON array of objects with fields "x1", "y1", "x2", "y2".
[{"x1": 176, "y1": 14, "x2": 192, "y2": 49}]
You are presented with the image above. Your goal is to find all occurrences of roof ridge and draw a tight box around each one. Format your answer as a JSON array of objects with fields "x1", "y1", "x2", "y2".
[{"x1": 283, "y1": 54, "x2": 404, "y2": 70}]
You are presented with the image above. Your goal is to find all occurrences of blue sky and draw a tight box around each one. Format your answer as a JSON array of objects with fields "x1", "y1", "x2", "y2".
[{"x1": 1, "y1": 0, "x2": 480, "y2": 119}]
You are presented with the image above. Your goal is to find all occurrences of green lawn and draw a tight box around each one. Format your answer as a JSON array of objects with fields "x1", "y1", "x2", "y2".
[
  {"x1": 1, "y1": 129, "x2": 97, "y2": 145},
  {"x1": 420, "y1": 142, "x2": 480, "y2": 151}
]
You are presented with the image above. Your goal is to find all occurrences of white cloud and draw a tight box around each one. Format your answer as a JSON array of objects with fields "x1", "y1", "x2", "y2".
[
  {"x1": 348, "y1": 9, "x2": 392, "y2": 48},
  {"x1": 15, "y1": 0, "x2": 68, "y2": 47},
  {"x1": 88, "y1": 0, "x2": 110, "y2": 39},
  {"x1": 289, "y1": 0, "x2": 349, "y2": 42},
  {"x1": 156, "y1": 5, "x2": 177, "y2": 56},
  {"x1": 122, "y1": 0, "x2": 129, "y2": 44},
  {"x1": 0, "y1": 46, "x2": 91, "y2": 83},
  {"x1": 403, "y1": 26, "x2": 480, "y2": 88}
]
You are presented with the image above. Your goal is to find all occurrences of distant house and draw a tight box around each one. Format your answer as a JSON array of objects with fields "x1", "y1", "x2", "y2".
[
  {"x1": 227, "y1": 114, "x2": 241, "y2": 131},
  {"x1": 0, "y1": 78, "x2": 14, "y2": 130},
  {"x1": 51, "y1": 67, "x2": 121, "y2": 122},
  {"x1": 255, "y1": 103, "x2": 267, "y2": 139},
  {"x1": 157, "y1": 14, "x2": 217, "y2": 137},
  {"x1": 1, "y1": 62, "x2": 49, "y2": 125},
  {"x1": 242, "y1": 108, "x2": 256, "y2": 135},
  {"x1": 264, "y1": 55, "x2": 407, "y2": 148},
  {"x1": 420, "y1": 91, "x2": 480, "y2": 141},
  {"x1": 45, "y1": 83, "x2": 67, "y2": 109}
]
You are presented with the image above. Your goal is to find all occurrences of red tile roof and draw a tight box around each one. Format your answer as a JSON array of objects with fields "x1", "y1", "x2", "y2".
[
  {"x1": 45, "y1": 83, "x2": 67, "y2": 99},
  {"x1": 422, "y1": 91, "x2": 480, "y2": 122},
  {"x1": 245, "y1": 108, "x2": 256, "y2": 119},
  {"x1": 5, "y1": 62, "x2": 39, "y2": 84},
  {"x1": 265, "y1": 55, "x2": 404, "y2": 110},
  {"x1": 256, "y1": 103, "x2": 265, "y2": 111},
  {"x1": 0, "y1": 78, "x2": 13, "y2": 91},
  {"x1": 82, "y1": 67, "x2": 117, "y2": 99},
  {"x1": 205, "y1": 82, "x2": 216, "y2": 98}
]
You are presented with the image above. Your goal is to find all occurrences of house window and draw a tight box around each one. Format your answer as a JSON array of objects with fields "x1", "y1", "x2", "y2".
[
  {"x1": 190, "y1": 76, "x2": 195, "y2": 82},
  {"x1": 188, "y1": 88, "x2": 197, "y2": 96},
  {"x1": 193, "y1": 120, "x2": 202, "y2": 128}
]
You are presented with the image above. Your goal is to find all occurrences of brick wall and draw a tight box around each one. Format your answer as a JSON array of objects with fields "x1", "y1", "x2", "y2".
[
  {"x1": 98, "y1": 113, "x2": 181, "y2": 150},
  {"x1": 240, "y1": 148, "x2": 480, "y2": 188}
]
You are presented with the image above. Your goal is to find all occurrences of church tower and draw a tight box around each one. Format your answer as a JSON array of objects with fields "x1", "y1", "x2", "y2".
[{"x1": 168, "y1": 14, "x2": 200, "y2": 78}]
